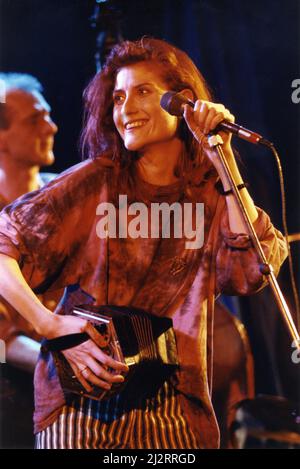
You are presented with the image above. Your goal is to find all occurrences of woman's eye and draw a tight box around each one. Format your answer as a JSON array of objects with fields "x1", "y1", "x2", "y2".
[{"x1": 138, "y1": 88, "x2": 149, "y2": 95}]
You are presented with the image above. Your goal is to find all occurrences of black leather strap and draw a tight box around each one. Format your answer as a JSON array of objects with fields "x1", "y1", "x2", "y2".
[{"x1": 41, "y1": 332, "x2": 89, "y2": 353}]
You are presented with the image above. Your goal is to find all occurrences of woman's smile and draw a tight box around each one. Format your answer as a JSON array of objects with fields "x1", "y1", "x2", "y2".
[{"x1": 124, "y1": 119, "x2": 149, "y2": 131}]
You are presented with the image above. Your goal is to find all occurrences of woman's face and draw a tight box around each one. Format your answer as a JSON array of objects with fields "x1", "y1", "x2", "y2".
[{"x1": 113, "y1": 62, "x2": 179, "y2": 153}]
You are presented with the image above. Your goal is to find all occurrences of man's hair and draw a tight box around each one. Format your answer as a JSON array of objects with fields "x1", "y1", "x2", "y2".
[{"x1": 0, "y1": 73, "x2": 43, "y2": 129}]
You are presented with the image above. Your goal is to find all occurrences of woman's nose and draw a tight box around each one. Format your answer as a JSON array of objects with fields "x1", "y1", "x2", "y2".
[{"x1": 122, "y1": 94, "x2": 138, "y2": 116}]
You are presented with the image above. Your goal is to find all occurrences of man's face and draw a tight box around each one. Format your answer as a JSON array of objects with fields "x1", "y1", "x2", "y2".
[{"x1": 0, "y1": 90, "x2": 58, "y2": 167}]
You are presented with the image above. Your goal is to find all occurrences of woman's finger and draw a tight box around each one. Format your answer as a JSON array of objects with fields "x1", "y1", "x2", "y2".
[
  {"x1": 194, "y1": 100, "x2": 208, "y2": 127},
  {"x1": 80, "y1": 366, "x2": 113, "y2": 390},
  {"x1": 208, "y1": 113, "x2": 225, "y2": 134},
  {"x1": 83, "y1": 322, "x2": 129, "y2": 373},
  {"x1": 203, "y1": 107, "x2": 218, "y2": 134},
  {"x1": 84, "y1": 356, "x2": 126, "y2": 384},
  {"x1": 69, "y1": 359, "x2": 116, "y2": 392},
  {"x1": 85, "y1": 339, "x2": 129, "y2": 373},
  {"x1": 70, "y1": 362, "x2": 94, "y2": 393}
]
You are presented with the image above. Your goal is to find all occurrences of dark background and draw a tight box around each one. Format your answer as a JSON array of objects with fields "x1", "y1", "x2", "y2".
[{"x1": 0, "y1": 0, "x2": 299, "y2": 401}]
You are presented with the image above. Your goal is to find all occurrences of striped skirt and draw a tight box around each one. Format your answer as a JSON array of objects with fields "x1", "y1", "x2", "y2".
[{"x1": 35, "y1": 381, "x2": 199, "y2": 449}]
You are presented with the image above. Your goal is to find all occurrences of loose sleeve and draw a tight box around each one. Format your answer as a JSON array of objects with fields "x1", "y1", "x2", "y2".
[
  {"x1": 0, "y1": 192, "x2": 69, "y2": 292},
  {"x1": 215, "y1": 205, "x2": 288, "y2": 295},
  {"x1": 0, "y1": 158, "x2": 109, "y2": 342},
  {"x1": 0, "y1": 190, "x2": 69, "y2": 342}
]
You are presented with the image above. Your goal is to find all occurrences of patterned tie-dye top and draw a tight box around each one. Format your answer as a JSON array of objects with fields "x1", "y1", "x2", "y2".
[
  {"x1": 0, "y1": 172, "x2": 60, "y2": 343},
  {"x1": 0, "y1": 156, "x2": 288, "y2": 448}
]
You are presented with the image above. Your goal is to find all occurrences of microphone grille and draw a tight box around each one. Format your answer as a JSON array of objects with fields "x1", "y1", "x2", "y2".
[{"x1": 160, "y1": 91, "x2": 186, "y2": 116}]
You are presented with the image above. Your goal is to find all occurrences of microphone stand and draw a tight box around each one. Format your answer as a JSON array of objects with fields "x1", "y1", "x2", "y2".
[
  {"x1": 207, "y1": 133, "x2": 300, "y2": 351},
  {"x1": 89, "y1": 0, "x2": 124, "y2": 72}
]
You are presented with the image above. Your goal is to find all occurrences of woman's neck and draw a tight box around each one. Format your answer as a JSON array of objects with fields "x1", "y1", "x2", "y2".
[{"x1": 136, "y1": 138, "x2": 183, "y2": 186}]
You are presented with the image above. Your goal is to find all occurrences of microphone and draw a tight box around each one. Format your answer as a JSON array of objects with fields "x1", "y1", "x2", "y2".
[{"x1": 160, "y1": 91, "x2": 272, "y2": 146}]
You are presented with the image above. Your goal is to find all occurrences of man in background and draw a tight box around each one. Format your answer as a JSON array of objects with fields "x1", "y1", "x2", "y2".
[{"x1": 0, "y1": 73, "x2": 58, "y2": 447}]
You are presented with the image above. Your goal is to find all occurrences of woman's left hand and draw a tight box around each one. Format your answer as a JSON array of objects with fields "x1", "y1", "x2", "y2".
[{"x1": 183, "y1": 100, "x2": 235, "y2": 151}]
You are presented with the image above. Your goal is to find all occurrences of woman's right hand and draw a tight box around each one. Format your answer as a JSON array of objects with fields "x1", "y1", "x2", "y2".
[
  {"x1": 0, "y1": 255, "x2": 127, "y2": 391},
  {"x1": 45, "y1": 313, "x2": 129, "y2": 392}
]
